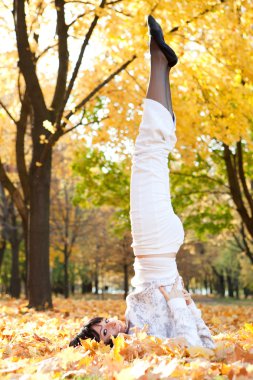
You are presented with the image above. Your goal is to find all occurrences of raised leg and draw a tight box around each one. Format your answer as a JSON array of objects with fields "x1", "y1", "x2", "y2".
[
  {"x1": 146, "y1": 38, "x2": 174, "y2": 119},
  {"x1": 130, "y1": 37, "x2": 183, "y2": 256},
  {"x1": 129, "y1": 17, "x2": 184, "y2": 288}
]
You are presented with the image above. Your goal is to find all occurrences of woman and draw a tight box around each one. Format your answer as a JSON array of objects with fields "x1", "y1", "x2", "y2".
[{"x1": 69, "y1": 15, "x2": 215, "y2": 350}]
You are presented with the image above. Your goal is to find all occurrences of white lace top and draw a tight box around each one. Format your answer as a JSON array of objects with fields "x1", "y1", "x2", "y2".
[{"x1": 125, "y1": 282, "x2": 215, "y2": 349}]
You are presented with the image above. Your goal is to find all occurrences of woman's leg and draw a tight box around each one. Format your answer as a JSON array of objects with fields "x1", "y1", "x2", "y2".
[
  {"x1": 133, "y1": 37, "x2": 176, "y2": 261},
  {"x1": 146, "y1": 38, "x2": 173, "y2": 118},
  {"x1": 130, "y1": 27, "x2": 184, "y2": 281}
]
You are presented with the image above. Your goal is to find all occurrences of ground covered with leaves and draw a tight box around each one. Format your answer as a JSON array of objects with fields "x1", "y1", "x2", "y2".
[{"x1": 0, "y1": 297, "x2": 253, "y2": 379}]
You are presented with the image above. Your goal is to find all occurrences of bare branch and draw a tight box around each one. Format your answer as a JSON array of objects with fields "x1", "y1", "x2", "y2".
[
  {"x1": 241, "y1": 222, "x2": 253, "y2": 263},
  {"x1": 17, "y1": 71, "x2": 23, "y2": 104},
  {"x1": 169, "y1": 0, "x2": 228, "y2": 34},
  {"x1": 223, "y1": 143, "x2": 253, "y2": 236},
  {"x1": 51, "y1": 0, "x2": 69, "y2": 118},
  {"x1": 35, "y1": 43, "x2": 58, "y2": 62},
  {"x1": 232, "y1": 232, "x2": 244, "y2": 252},
  {"x1": 67, "y1": 11, "x2": 93, "y2": 28},
  {"x1": 106, "y1": 0, "x2": 123, "y2": 4},
  {"x1": 63, "y1": 115, "x2": 109, "y2": 135},
  {"x1": 0, "y1": 100, "x2": 17, "y2": 124},
  {"x1": 16, "y1": 91, "x2": 30, "y2": 204},
  {"x1": 13, "y1": 0, "x2": 47, "y2": 118},
  {"x1": 0, "y1": 159, "x2": 28, "y2": 225},
  {"x1": 63, "y1": 54, "x2": 137, "y2": 126},
  {"x1": 110, "y1": 8, "x2": 132, "y2": 17},
  {"x1": 125, "y1": 69, "x2": 146, "y2": 94},
  {"x1": 40, "y1": 55, "x2": 136, "y2": 163},
  {"x1": 58, "y1": 0, "x2": 107, "y2": 123},
  {"x1": 236, "y1": 140, "x2": 253, "y2": 216}
]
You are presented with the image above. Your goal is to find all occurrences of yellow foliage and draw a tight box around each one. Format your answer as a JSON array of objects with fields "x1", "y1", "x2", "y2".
[
  {"x1": 0, "y1": 0, "x2": 252, "y2": 167},
  {"x1": 43, "y1": 120, "x2": 56, "y2": 134},
  {"x1": 0, "y1": 297, "x2": 253, "y2": 379}
]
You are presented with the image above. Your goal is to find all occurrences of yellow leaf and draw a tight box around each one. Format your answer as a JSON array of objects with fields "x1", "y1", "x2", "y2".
[
  {"x1": 187, "y1": 346, "x2": 215, "y2": 359},
  {"x1": 244, "y1": 323, "x2": 253, "y2": 334},
  {"x1": 111, "y1": 334, "x2": 125, "y2": 362},
  {"x1": 43, "y1": 120, "x2": 56, "y2": 134}
]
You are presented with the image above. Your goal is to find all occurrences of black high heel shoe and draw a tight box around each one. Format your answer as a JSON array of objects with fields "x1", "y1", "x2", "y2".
[{"x1": 147, "y1": 15, "x2": 178, "y2": 67}]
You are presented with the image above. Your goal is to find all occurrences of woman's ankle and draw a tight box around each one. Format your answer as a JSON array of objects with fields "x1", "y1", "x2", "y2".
[{"x1": 150, "y1": 38, "x2": 168, "y2": 65}]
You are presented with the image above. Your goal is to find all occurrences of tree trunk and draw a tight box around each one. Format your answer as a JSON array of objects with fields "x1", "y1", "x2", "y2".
[
  {"x1": 95, "y1": 273, "x2": 99, "y2": 294},
  {"x1": 94, "y1": 258, "x2": 99, "y2": 294},
  {"x1": 0, "y1": 239, "x2": 6, "y2": 269},
  {"x1": 204, "y1": 276, "x2": 208, "y2": 294},
  {"x1": 223, "y1": 143, "x2": 253, "y2": 255},
  {"x1": 227, "y1": 273, "x2": 234, "y2": 297},
  {"x1": 28, "y1": 150, "x2": 52, "y2": 309},
  {"x1": 10, "y1": 240, "x2": 21, "y2": 298},
  {"x1": 234, "y1": 277, "x2": 239, "y2": 299},
  {"x1": 9, "y1": 201, "x2": 21, "y2": 298},
  {"x1": 10, "y1": 0, "x2": 137, "y2": 310},
  {"x1": 0, "y1": 184, "x2": 7, "y2": 269},
  {"x1": 64, "y1": 244, "x2": 69, "y2": 298},
  {"x1": 212, "y1": 266, "x2": 225, "y2": 297},
  {"x1": 218, "y1": 273, "x2": 225, "y2": 297},
  {"x1": 243, "y1": 287, "x2": 251, "y2": 298},
  {"x1": 22, "y1": 220, "x2": 28, "y2": 298},
  {"x1": 82, "y1": 281, "x2": 92, "y2": 294},
  {"x1": 123, "y1": 263, "x2": 128, "y2": 300}
]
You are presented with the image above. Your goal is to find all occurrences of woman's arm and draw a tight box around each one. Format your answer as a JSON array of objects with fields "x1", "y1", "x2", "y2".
[
  {"x1": 186, "y1": 299, "x2": 215, "y2": 349},
  {"x1": 160, "y1": 277, "x2": 203, "y2": 347},
  {"x1": 166, "y1": 297, "x2": 203, "y2": 347},
  {"x1": 180, "y1": 287, "x2": 215, "y2": 349}
]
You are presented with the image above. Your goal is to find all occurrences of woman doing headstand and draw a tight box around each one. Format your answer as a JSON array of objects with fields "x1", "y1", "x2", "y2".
[{"x1": 70, "y1": 15, "x2": 215, "y2": 350}]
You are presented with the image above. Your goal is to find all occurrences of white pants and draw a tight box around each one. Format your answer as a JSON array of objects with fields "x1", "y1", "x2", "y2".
[{"x1": 130, "y1": 99, "x2": 184, "y2": 287}]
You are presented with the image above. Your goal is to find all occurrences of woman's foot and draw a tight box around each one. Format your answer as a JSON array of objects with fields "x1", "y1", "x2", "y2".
[{"x1": 148, "y1": 15, "x2": 178, "y2": 67}]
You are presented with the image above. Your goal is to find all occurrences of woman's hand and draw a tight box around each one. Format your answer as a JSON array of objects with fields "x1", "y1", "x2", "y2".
[
  {"x1": 179, "y1": 276, "x2": 193, "y2": 305},
  {"x1": 182, "y1": 289, "x2": 193, "y2": 305},
  {"x1": 159, "y1": 276, "x2": 193, "y2": 305},
  {"x1": 159, "y1": 276, "x2": 184, "y2": 301}
]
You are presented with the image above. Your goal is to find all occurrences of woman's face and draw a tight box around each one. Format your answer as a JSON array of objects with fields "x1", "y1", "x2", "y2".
[{"x1": 92, "y1": 317, "x2": 127, "y2": 344}]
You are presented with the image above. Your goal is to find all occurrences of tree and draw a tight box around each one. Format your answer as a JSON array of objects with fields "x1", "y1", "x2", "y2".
[
  {"x1": 170, "y1": 145, "x2": 253, "y2": 263},
  {"x1": 0, "y1": 0, "x2": 136, "y2": 308},
  {"x1": 223, "y1": 142, "x2": 253, "y2": 249},
  {"x1": 79, "y1": 208, "x2": 116, "y2": 295},
  {"x1": 116, "y1": 232, "x2": 134, "y2": 299},
  {"x1": 73, "y1": 146, "x2": 131, "y2": 231},
  {"x1": 51, "y1": 180, "x2": 84, "y2": 298},
  {"x1": 239, "y1": 254, "x2": 253, "y2": 298},
  {"x1": 0, "y1": 184, "x2": 23, "y2": 297},
  {"x1": 50, "y1": 148, "x2": 87, "y2": 298},
  {"x1": 0, "y1": 185, "x2": 8, "y2": 269},
  {"x1": 168, "y1": 0, "x2": 253, "y2": 251}
]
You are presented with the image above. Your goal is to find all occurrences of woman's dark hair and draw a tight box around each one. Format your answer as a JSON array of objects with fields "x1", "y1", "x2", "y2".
[{"x1": 69, "y1": 317, "x2": 113, "y2": 348}]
